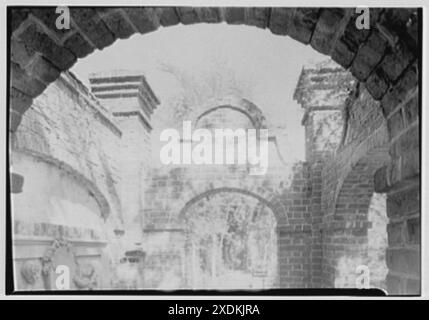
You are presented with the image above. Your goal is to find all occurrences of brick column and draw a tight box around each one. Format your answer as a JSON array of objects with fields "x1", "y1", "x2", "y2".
[
  {"x1": 375, "y1": 81, "x2": 420, "y2": 295},
  {"x1": 89, "y1": 71, "x2": 159, "y2": 244},
  {"x1": 294, "y1": 61, "x2": 355, "y2": 163},
  {"x1": 382, "y1": 183, "x2": 420, "y2": 294},
  {"x1": 293, "y1": 61, "x2": 356, "y2": 288}
]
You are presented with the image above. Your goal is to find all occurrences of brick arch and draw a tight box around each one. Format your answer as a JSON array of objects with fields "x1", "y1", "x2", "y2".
[
  {"x1": 194, "y1": 97, "x2": 268, "y2": 129},
  {"x1": 10, "y1": 7, "x2": 419, "y2": 137},
  {"x1": 178, "y1": 186, "x2": 287, "y2": 224},
  {"x1": 334, "y1": 148, "x2": 390, "y2": 220},
  {"x1": 178, "y1": 186, "x2": 286, "y2": 289},
  {"x1": 323, "y1": 148, "x2": 391, "y2": 289}
]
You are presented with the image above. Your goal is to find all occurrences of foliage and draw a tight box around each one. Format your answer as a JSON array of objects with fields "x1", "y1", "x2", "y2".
[{"x1": 157, "y1": 56, "x2": 256, "y2": 126}]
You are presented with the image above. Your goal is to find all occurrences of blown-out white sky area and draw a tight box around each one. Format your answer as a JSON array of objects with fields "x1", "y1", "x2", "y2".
[{"x1": 71, "y1": 23, "x2": 328, "y2": 162}]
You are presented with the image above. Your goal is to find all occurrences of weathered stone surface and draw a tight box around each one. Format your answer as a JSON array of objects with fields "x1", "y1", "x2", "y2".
[
  {"x1": 387, "y1": 109, "x2": 404, "y2": 140},
  {"x1": 244, "y1": 7, "x2": 270, "y2": 29},
  {"x1": 374, "y1": 166, "x2": 389, "y2": 193},
  {"x1": 268, "y1": 8, "x2": 294, "y2": 35},
  {"x1": 154, "y1": 7, "x2": 180, "y2": 27},
  {"x1": 386, "y1": 248, "x2": 419, "y2": 275},
  {"x1": 386, "y1": 186, "x2": 420, "y2": 218},
  {"x1": 390, "y1": 124, "x2": 419, "y2": 160},
  {"x1": 311, "y1": 8, "x2": 349, "y2": 55},
  {"x1": 11, "y1": 38, "x2": 35, "y2": 69},
  {"x1": 9, "y1": 109, "x2": 22, "y2": 132},
  {"x1": 331, "y1": 8, "x2": 381, "y2": 68},
  {"x1": 365, "y1": 66, "x2": 389, "y2": 100},
  {"x1": 10, "y1": 172, "x2": 24, "y2": 193},
  {"x1": 381, "y1": 63, "x2": 418, "y2": 117},
  {"x1": 288, "y1": 8, "x2": 319, "y2": 44},
  {"x1": 386, "y1": 272, "x2": 403, "y2": 294},
  {"x1": 17, "y1": 23, "x2": 76, "y2": 71},
  {"x1": 123, "y1": 8, "x2": 160, "y2": 34},
  {"x1": 340, "y1": 14, "x2": 370, "y2": 51},
  {"x1": 337, "y1": 8, "x2": 383, "y2": 53},
  {"x1": 387, "y1": 221, "x2": 405, "y2": 246},
  {"x1": 176, "y1": 7, "x2": 223, "y2": 25},
  {"x1": 63, "y1": 31, "x2": 95, "y2": 59},
  {"x1": 70, "y1": 8, "x2": 116, "y2": 50},
  {"x1": 378, "y1": 8, "x2": 416, "y2": 48},
  {"x1": 7, "y1": 7, "x2": 422, "y2": 293},
  {"x1": 405, "y1": 11, "x2": 419, "y2": 48},
  {"x1": 14, "y1": 72, "x2": 123, "y2": 220},
  {"x1": 8, "y1": 6, "x2": 420, "y2": 133},
  {"x1": 11, "y1": 62, "x2": 46, "y2": 98},
  {"x1": 100, "y1": 9, "x2": 135, "y2": 39},
  {"x1": 379, "y1": 40, "x2": 415, "y2": 82},
  {"x1": 10, "y1": 87, "x2": 32, "y2": 114},
  {"x1": 400, "y1": 145, "x2": 420, "y2": 181},
  {"x1": 406, "y1": 217, "x2": 420, "y2": 244},
  {"x1": 176, "y1": 7, "x2": 199, "y2": 25},
  {"x1": 195, "y1": 7, "x2": 223, "y2": 23},
  {"x1": 224, "y1": 7, "x2": 245, "y2": 25},
  {"x1": 31, "y1": 7, "x2": 74, "y2": 40},
  {"x1": 406, "y1": 278, "x2": 420, "y2": 294},
  {"x1": 10, "y1": 8, "x2": 30, "y2": 33},
  {"x1": 350, "y1": 30, "x2": 387, "y2": 81},
  {"x1": 25, "y1": 55, "x2": 61, "y2": 84},
  {"x1": 403, "y1": 92, "x2": 419, "y2": 125},
  {"x1": 331, "y1": 39, "x2": 355, "y2": 68}
]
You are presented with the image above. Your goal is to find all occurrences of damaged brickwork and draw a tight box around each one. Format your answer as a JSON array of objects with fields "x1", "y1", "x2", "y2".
[{"x1": 9, "y1": 7, "x2": 420, "y2": 294}]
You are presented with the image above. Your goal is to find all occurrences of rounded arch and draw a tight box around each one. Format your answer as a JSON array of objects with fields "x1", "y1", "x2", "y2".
[
  {"x1": 334, "y1": 148, "x2": 390, "y2": 220},
  {"x1": 194, "y1": 97, "x2": 268, "y2": 129},
  {"x1": 12, "y1": 149, "x2": 112, "y2": 219},
  {"x1": 179, "y1": 186, "x2": 282, "y2": 289},
  {"x1": 178, "y1": 186, "x2": 287, "y2": 224},
  {"x1": 9, "y1": 7, "x2": 419, "y2": 134},
  {"x1": 329, "y1": 148, "x2": 390, "y2": 290}
]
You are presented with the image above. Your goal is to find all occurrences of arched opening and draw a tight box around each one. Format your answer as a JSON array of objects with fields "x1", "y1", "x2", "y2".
[
  {"x1": 181, "y1": 190, "x2": 278, "y2": 289},
  {"x1": 8, "y1": 7, "x2": 420, "y2": 294},
  {"x1": 195, "y1": 105, "x2": 260, "y2": 129},
  {"x1": 10, "y1": 7, "x2": 419, "y2": 132},
  {"x1": 328, "y1": 152, "x2": 390, "y2": 291}
]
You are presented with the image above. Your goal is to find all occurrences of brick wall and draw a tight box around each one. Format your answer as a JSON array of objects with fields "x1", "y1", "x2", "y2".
[
  {"x1": 10, "y1": 70, "x2": 161, "y2": 289},
  {"x1": 10, "y1": 72, "x2": 126, "y2": 290},
  {"x1": 384, "y1": 184, "x2": 420, "y2": 294},
  {"x1": 142, "y1": 160, "x2": 318, "y2": 288},
  {"x1": 9, "y1": 8, "x2": 419, "y2": 135},
  {"x1": 293, "y1": 60, "x2": 417, "y2": 292},
  {"x1": 8, "y1": 6, "x2": 420, "y2": 293}
]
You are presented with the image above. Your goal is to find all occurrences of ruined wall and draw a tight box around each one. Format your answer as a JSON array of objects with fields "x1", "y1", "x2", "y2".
[
  {"x1": 141, "y1": 159, "x2": 317, "y2": 288},
  {"x1": 294, "y1": 60, "x2": 355, "y2": 163},
  {"x1": 322, "y1": 83, "x2": 389, "y2": 219},
  {"x1": 88, "y1": 71, "x2": 159, "y2": 244},
  {"x1": 12, "y1": 72, "x2": 123, "y2": 222},
  {"x1": 10, "y1": 72, "x2": 131, "y2": 289},
  {"x1": 319, "y1": 84, "x2": 390, "y2": 290},
  {"x1": 10, "y1": 59, "x2": 419, "y2": 293},
  {"x1": 377, "y1": 88, "x2": 420, "y2": 295},
  {"x1": 8, "y1": 7, "x2": 420, "y2": 294},
  {"x1": 12, "y1": 153, "x2": 111, "y2": 290},
  {"x1": 383, "y1": 184, "x2": 420, "y2": 294},
  {"x1": 294, "y1": 61, "x2": 394, "y2": 291},
  {"x1": 140, "y1": 96, "x2": 320, "y2": 289}
]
